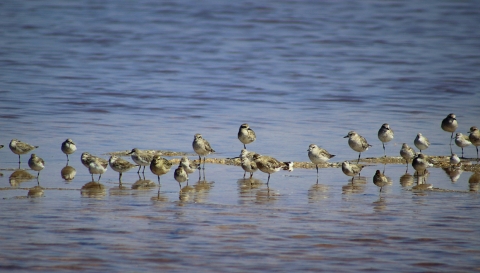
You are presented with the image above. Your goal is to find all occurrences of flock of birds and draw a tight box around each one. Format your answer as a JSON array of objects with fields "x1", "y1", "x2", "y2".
[{"x1": 2, "y1": 113, "x2": 480, "y2": 192}]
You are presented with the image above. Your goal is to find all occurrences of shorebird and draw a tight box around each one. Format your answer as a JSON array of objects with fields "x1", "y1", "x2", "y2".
[
  {"x1": 240, "y1": 149, "x2": 258, "y2": 178},
  {"x1": 174, "y1": 165, "x2": 188, "y2": 189},
  {"x1": 179, "y1": 156, "x2": 196, "y2": 175},
  {"x1": 468, "y1": 126, "x2": 480, "y2": 161},
  {"x1": 344, "y1": 131, "x2": 371, "y2": 163},
  {"x1": 441, "y1": 113, "x2": 458, "y2": 145},
  {"x1": 61, "y1": 138, "x2": 77, "y2": 162},
  {"x1": 109, "y1": 155, "x2": 138, "y2": 181},
  {"x1": 9, "y1": 139, "x2": 39, "y2": 164},
  {"x1": 373, "y1": 170, "x2": 389, "y2": 192},
  {"x1": 192, "y1": 134, "x2": 215, "y2": 170},
  {"x1": 88, "y1": 157, "x2": 108, "y2": 182},
  {"x1": 28, "y1": 154, "x2": 45, "y2": 179},
  {"x1": 450, "y1": 154, "x2": 461, "y2": 167},
  {"x1": 128, "y1": 148, "x2": 154, "y2": 174},
  {"x1": 412, "y1": 154, "x2": 432, "y2": 176},
  {"x1": 400, "y1": 143, "x2": 416, "y2": 171},
  {"x1": 253, "y1": 153, "x2": 292, "y2": 185},
  {"x1": 150, "y1": 154, "x2": 172, "y2": 185},
  {"x1": 307, "y1": 144, "x2": 335, "y2": 176},
  {"x1": 377, "y1": 123, "x2": 394, "y2": 157},
  {"x1": 81, "y1": 152, "x2": 108, "y2": 180},
  {"x1": 341, "y1": 161, "x2": 364, "y2": 183},
  {"x1": 414, "y1": 133, "x2": 430, "y2": 153},
  {"x1": 454, "y1": 133, "x2": 471, "y2": 158},
  {"x1": 238, "y1": 123, "x2": 256, "y2": 149}
]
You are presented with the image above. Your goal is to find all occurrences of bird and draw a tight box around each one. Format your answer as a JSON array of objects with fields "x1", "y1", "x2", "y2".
[
  {"x1": 450, "y1": 154, "x2": 461, "y2": 167},
  {"x1": 28, "y1": 154, "x2": 45, "y2": 179},
  {"x1": 412, "y1": 154, "x2": 432, "y2": 176},
  {"x1": 179, "y1": 156, "x2": 196, "y2": 175},
  {"x1": 9, "y1": 139, "x2": 39, "y2": 164},
  {"x1": 81, "y1": 152, "x2": 108, "y2": 180},
  {"x1": 341, "y1": 161, "x2": 364, "y2": 183},
  {"x1": 400, "y1": 143, "x2": 416, "y2": 171},
  {"x1": 109, "y1": 155, "x2": 138, "y2": 181},
  {"x1": 344, "y1": 131, "x2": 371, "y2": 163},
  {"x1": 150, "y1": 154, "x2": 172, "y2": 185},
  {"x1": 128, "y1": 148, "x2": 154, "y2": 174},
  {"x1": 61, "y1": 138, "x2": 77, "y2": 162},
  {"x1": 253, "y1": 153, "x2": 291, "y2": 185},
  {"x1": 192, "y1": 134, "x2": 215, "y2": 170},
  {"x1": 0, "y1": 145, "x2": 4, "y2": 149},
  {"x1": 88, "y1": 157, "x2": 108, "y2": 182},
  {"x1": 238, "y1": 123, "x2": 256, "y2": 149},
  {"x1": 441, "y1": 113, "x2": 458, "y2": 145},
  {"x1": 240, "y1": 149, "x2": 258, "y2": 178},
  {"x1": 414, "y1": 133, "x2": 430, "y2": 153},
  {"x1": 307, "y1": 144, "x2": 335, "y2": 176},
  {"x1": 174, "y1": 165, "x2": 189, "y2": 189},
  {"x1": 454, "y1": 133, "x2": 471, "y2": 158},
  {"x1": 377, "y1": 123, "x2": 394, "y2": 157},
  {"x1": 468, "y1": 126, "x2": 480, "y2": 161},
  {"x1": 373, "y1": 170, "x2": 389, "y2": 192}
]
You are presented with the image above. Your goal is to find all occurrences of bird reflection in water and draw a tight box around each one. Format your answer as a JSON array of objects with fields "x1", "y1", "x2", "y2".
[
  {"x1": 61, "y1": 165, "x2": 76, "y2": 182},
  {"x1": 81, "y1": 181, "x2": 106, "y2": 198},
  {"x1": 151, "y1": 188, "x2": 169, "y2": 202},
  {"x1": 372, "y1": 196, "x2": 387, "y2": 212},
  {"x1": 342, "y1": 176, "x2": 367, "y2": 195},
  {"x1": 468, "y1": 172, "x2": 480, "y2": 192},
  {"x1": 27, "y1": 186, "x2": 44, "y2": 198},
  {"x1": 179, "y1": 184, "x2": 196, "y2": 203},
  {"x1": 255, "y1": 187, "x2": 279, "y2": 204},
  {"x1": 131, "y1": 173, "x2": 156, "y2": 190},
  {"x1": 308, "y1": 183, "x2": 329, "y2": 203},
  {"x1": 411, "y1": 170, "x2": 432, "y2": 193},
  {"x1": 193, "y1": 177, "x2": 214, "y2": 203},
  {"x1": 373, "y1": 169, "x2": 392, "y2": 193},
  {"x1": 237, "y1": 178, "x2": 263, "y2": 204},
  {"x1": 399, "y1": 173, "x2": 414, "y2": 188},
  {"x1": 442, "y1": 167, "x2": 463, "y2": 183},
  {"x1": 9, "y1": 169, "x2": 36, "y2": 187}
]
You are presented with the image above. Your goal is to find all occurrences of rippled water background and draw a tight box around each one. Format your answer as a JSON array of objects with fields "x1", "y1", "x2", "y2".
[{"x1": 1, "y1": 0, "x2": 480, "y2": 272}]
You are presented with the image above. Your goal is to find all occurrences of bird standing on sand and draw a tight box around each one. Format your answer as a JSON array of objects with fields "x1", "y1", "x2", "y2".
[
  {"x1": 344, "y1": 131, "x2": 371, "y2": 163},
  {"x1": 454, "y1": 133, "x2": 471, "y2": 158},
  {"x1": 377, "y1": 123, "x2": 394, "y2": 157},
  {"x1": 414, "y1": 133, "x2": 430, "y2": 153},
  {"x1": 400, "y1": 143, "x2": 416, "y2": 171},
  {"x1": 441, "y1": 113, "x2": 458, "y2": 146},
  {"x1": 192, "y1": 134, "x2": 215, "y2": 170},
  {"x1": 468, "y1": 126, "x2": 480, "y2": 161},
  {"x1": 307, "y1": 144, "x2": 335, "y2": 176}
]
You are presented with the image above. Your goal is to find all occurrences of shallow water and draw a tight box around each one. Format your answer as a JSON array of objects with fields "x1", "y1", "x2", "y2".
[{"x1": 1, "y1": 0, "x2": 480, "y2": 271}]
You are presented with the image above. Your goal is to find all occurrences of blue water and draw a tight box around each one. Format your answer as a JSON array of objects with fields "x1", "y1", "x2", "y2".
[{"x1": 1, "y1": 0, "x2": 480, "y2": 272}]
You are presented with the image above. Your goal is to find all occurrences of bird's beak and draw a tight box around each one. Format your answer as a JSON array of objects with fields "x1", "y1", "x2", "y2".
[{"x1": 343, "y1": 135, "x2": 348, "y2": 138}]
